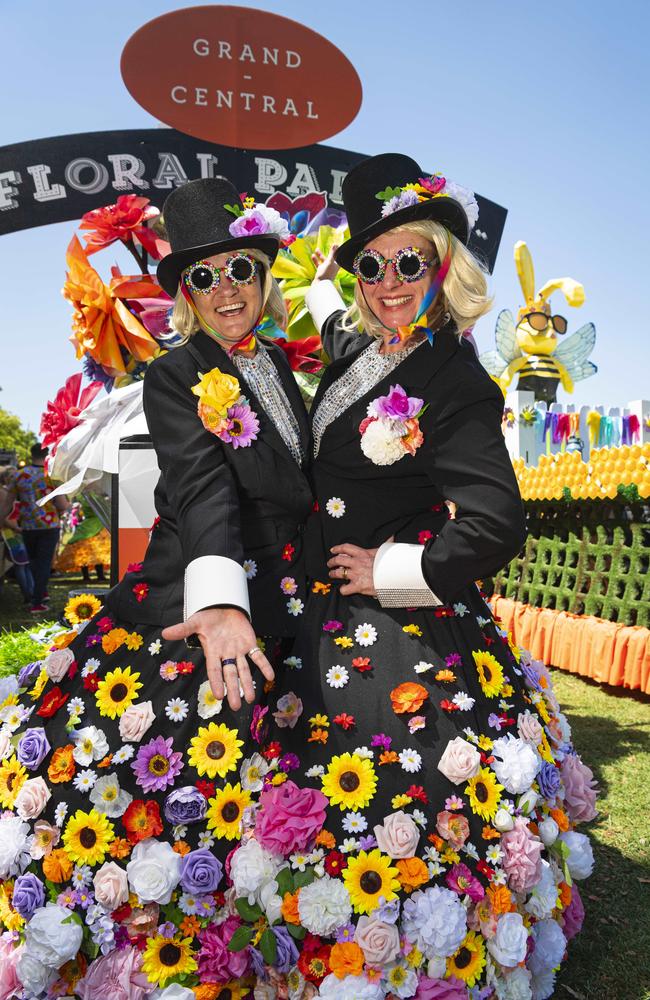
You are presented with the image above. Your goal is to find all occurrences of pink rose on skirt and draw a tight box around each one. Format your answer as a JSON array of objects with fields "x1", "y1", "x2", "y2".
[
  {"x1": 517, "y1": 710, "x2": 543, "y2": 746},
  {"x1": 254, "y1": 780, "x2": 327, "y2": 857},
  {"x1": 374, "y1": 810, "x2": 420, "y2": 858},
  {"x1": 501, "y1": 817, "x2": 543, "y2": 893},
  {"x1": 119, "y1": 701, "x2": 155, "y2": 742},
  {"x1": 76, "y1": 946, "x2": 150, "y2": 1000},
  {"x1": 354, "y1": 915, "x2": 401, "y2": 966},
  {"x1": 93, "y1": 861, "x2": 129, "y2": 910},
  {"x1": 45, "y1": 648, "x2": 75, "y2": 682},
  {"x1": 437, "y1": 737, "x2": 481, "y2": 785},
  {"x1": 561, "y1": 754, "x2": 598, "y2": 823},
  {"x1": 0, "y1": 933, "x2": 22, "y2": 1000},
  {"x1": 436, "y1": 811, "x2": 470, "y2": 850},
  {"x1": 414, "y1": 976, "x2": 469, "y2": 999},
  {"x1": 561, "y1": 882, "x2": 585, "y2": 941},
  {"x1": 14, "y1": 777, "x2": 51, "y2": 820}
]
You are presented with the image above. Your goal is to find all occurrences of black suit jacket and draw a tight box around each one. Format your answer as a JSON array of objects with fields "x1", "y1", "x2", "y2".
[
  {"x1": 106, "y1": 331, "x2": 314, "y2": 635},
  {"x1": 305, "y1": 313, "x2": 526, "y2": 604}
]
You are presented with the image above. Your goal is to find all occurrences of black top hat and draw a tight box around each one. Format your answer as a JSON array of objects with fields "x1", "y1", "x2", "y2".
[
  {"x1": 156, "y1": 177, "x2": 280, "y2": 296},
  {"x1": 335, "y1": 153, "x2": 470, "y2": 273}
]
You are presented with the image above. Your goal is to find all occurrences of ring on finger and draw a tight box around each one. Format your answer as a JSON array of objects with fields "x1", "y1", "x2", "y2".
[
  {"x1": 246, "y1": 646, "x2": 261, "y2": 658},
  {"x1": 222, "y1": 657, "x2": 237, "y2": 667},
  {"x1": 341, "y1": 566, "x2": 349, "y2": 580}
]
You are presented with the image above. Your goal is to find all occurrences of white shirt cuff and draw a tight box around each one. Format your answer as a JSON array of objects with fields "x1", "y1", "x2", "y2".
[
  {"x1": 305, "y1": 280, "x2": 346, "y2": 333},
  {"x1": 184, "y1": 555, "x2": 251, "y2": 619},
  {"x1": 373, "y1": 541, "x2": 442, "y2": 608}
]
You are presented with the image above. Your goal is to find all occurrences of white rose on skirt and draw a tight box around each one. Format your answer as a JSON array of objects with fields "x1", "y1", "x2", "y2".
[
  {"x1": 23, "y1": 903, "x2": 83, "y2": 967},
  {"x1": 0, "y1": 816, "x2": 32, "y2": 879},
  {"x1": 437, "y1": 737, "x2": 481, "y2": 785},
  {"x1": 126, "y1": 838, "x2": 181, "y2": 904},
  {"x1": 16, "y1": 952, "x2": 55, "y2": 996},
  {"x1": 487, "y1": 912, "x2": 529, "y2": 968},
  {"x1": 558, "y1": 831, "x2": 594, "y2": 880}
]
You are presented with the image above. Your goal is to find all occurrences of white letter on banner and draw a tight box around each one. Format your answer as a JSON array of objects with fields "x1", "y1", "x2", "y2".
[
  {"x1": 282, "y1": 98, "x2": 299, "y2": 117},
  {"x1": 287, "y1": 163, "x2": 318, "y2": 196},
  {"x1": 262, "y1": 95, "x2": 276, "y2": 114},
  {"x1": 216, "y1": 90, "x2": 233, "y2": 109},
  {"x1": 239, "y1": 43, "x2": 255, "y2": 62},
  {"x1": 193, "y1": 37, "x2": 209, "y2": 56},
  {"x1": 152, "y1": 153, "x2": 189, "y2": 189},
  {"x1": 218, "y1": 41, "x2": 232, "y2": 59},
  {"x1": 240, "y1": 92, "x2": 254, "y2": 111},
  {"x1": 263, "y1": 47, "x2": 278, "y2": 65},
  {"x1": 306, "y1": 101, "x2": 319, "y2": 120},
  {"x1": 255, "y1": 157, "x2": 288, "y2": 194},
  {"x1": 196, "y1": 153, "x2": 219, "y2": 178},
  {"x1": 171, "y1": 86, "x2": 187, "y2": 104},
  {"x1": 330, "y1": 169, "x2": 346, "y2": 204},
  {"x1": 286, "y1": 50, "x2": 301, "y2": 68},
  {"x1": 0, "y1": 170, "x2": 21, "y2": 210},
  {"x1": 195, "y1": 87, "x2": 208, "y2": 106},
  {"x1": 65, "y1": 159, "x2": 109, "y2": 194},
  {"x1": 26, "y1": 164, "x2": 66, "y2": 202},
  {"x1": 108, "y1": 155, "x2": 149, "y2": 191}
]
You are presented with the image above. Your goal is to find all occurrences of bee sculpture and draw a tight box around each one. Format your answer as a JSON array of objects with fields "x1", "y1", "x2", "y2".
[{"x1": 480, "y1": 241, "x2": 597, "y2": 403}]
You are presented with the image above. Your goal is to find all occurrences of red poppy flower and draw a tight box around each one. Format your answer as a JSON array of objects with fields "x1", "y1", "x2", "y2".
[
  {"x1": 333, "y1": 713, "x2": 355, "y2": 730},
  {"x1": 352, "y1": 657, "x2": 372, "y2": 673},
  {"x1": 83, "y1": 673, "x2": 99, "y2": 692},
  {"x1": 37, "y1": 686, "x2": 69, "y2": 718},
  {"x1": 123, "y1": 799, "x2": 163, "y2": 844},
  {"x1": 79, "y1": 194, "x2": 168, "y2": 258},
  {"x1": 298, "y1": 944, "x2": 331, "y2": 984},
  {"x1": 132, "y1": 582, "x2": 149, "y2": 602},
  {"x1": 324, "y1": 850, "x2": 347, "y2": 876},
  {"x1": 476, "y1": 859, "x2": 494, "y2": 881},
  {"x1": 196, "y1": 780, "x2": 215, "y2": 799}
]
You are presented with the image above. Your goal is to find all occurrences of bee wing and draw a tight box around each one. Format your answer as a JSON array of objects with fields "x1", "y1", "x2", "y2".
[
  {"x1": 479, "y1": 349, "x2": 509, "y2": 377},
  {"x1": 554, "y1": 323, "x2": 596, "y2": 366},
  {"x1": 495, "y1": 310, "x2": 522, "y2": 363}
]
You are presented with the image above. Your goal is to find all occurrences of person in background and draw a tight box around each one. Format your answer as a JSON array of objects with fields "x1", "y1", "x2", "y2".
[
  {"x1": 0, "y1": 465, "x2": 35, "y2": 603},
  {"x1": 5, "y1": 443, "x2": 68, "y2": 613}
]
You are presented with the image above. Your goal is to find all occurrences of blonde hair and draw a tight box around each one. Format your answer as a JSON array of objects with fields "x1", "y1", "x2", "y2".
[
  {"x1": 171, "y1": 247, "x2": 287, "y2": 343},
  {"x1": 340, "y1": 220, "x2": 492, "y2": 339}
]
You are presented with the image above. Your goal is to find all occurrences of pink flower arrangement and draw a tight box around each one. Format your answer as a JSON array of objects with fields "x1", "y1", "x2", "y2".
[
  {"x1": 40, "y1": 373, "x2": 103, "y2": 455},
  {"x1": 445, "y1": 862, "x2": 485, "y2": 903},
  {"x1": 413, "y1": 976, "x2": 469, "y2": 999},
  {"x1": 360, "y1": 385, "x2": 426, "y2": 466},
  {"x1": 561, "y1": 754, "x2": 598, "y2": 823},
  {"x1": 436, "y1": 810, "x2": 470, "y2": 850},
  {"x1": 272, "y1": 692, "x2": 304, "y2": 729},
  {"x1": 254, "y1": 780, "x2": 328, "y2": 856},
  {"x1": 76, "y1": 946, "x2": 150, "y2": 1000},
  {"x1": 197, "y1": 916, "x2": 251, "y2": 982},
  {"x1": 561, "y1": 882, "x2": 585, "y2": 940},
  {"x1": 500, "y1": 817, "x2": 544, "y2": 893}
]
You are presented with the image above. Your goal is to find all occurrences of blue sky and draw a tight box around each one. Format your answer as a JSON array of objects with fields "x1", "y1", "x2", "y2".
[{"x1": 1, "y1": 0, "x2": 648, "y2": 432}]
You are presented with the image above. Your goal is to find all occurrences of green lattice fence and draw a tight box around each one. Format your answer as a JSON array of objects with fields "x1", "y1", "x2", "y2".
[{"x1": 492, "y1": 502, "x2": 650, "y2": 628}]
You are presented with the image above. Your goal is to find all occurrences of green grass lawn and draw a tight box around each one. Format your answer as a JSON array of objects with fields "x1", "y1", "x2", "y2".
[{"x1": 0, "y1": 575, "x2": 649, "y2": 997}]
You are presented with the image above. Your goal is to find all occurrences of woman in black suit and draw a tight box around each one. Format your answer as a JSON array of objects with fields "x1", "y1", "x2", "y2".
[{"x1": 254, "y1": 155, "x2": 595, "y2": 999}]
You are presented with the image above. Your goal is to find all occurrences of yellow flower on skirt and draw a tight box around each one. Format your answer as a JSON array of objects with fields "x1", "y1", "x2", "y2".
[
  {"x1": 343, "y1": 849, "x2": 400, "y2": 915},
  {"x1": 62, "y1": 808, "x2": 115, "y2": 866},
  {"x1": 141, "y1": 933, "x2": 197, "y2": 986},
  {"x1": 188, "y1": 722, "x2": 244, "y2": 779},
  {"x1": 321, "y1": 753, "x2": 378, "y2": 811},
  {"x1": 206, "y1": 782, "x2": 252, "y2": 839},
  {"x1": 446, "y1": 930, "x2": 487, "y2": 986},
  {"x1": 466, "y1": 767, "x2": 503, "y2": 822},
  {"x1": 472, "y1": 650, "x2": 505, "y2": 698},
  {"x1": 95, "y1": 666, "x2": 143, "y2": 719},
  {"x1": 0, "y1": 756, "x2": 27, "y2": 809}
]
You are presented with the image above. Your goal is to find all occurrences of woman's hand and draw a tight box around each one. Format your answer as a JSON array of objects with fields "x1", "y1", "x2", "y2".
[
  {"x1": 311, "y1": 246, "x2": 340, "y2": 283},
  {"x1": 162, "y1": 608, "x2": 274, "y2": 711},
  {"x1": 328, "y1": 543, "x2": 379, "y2": 597}
]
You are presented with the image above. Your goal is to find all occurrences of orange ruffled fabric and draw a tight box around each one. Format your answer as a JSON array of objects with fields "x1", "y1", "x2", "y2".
[{"x1": 491, "y1": 597, "x2": 650, "y2": 695}]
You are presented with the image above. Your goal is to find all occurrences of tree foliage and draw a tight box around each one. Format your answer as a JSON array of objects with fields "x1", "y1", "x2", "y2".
[{"x1": 0, "y1": 407, "x2": 37, "y2": 462}]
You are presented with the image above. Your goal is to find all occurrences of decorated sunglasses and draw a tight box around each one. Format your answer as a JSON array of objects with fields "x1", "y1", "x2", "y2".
[
  {"x1": 352, "y1": 246, "x2": 433, "y2": 285},
  {"x1": 183, "y1": 253, "x2": 258, "y2": 294},
  {"x1": 523, "y1": 311, "x2": 568, "y2": 334}
]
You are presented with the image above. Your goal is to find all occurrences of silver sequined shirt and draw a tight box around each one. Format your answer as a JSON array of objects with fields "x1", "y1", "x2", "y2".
[
  {"x1": 312, "y1": 337, "x2": 426, "y2": 457},
  {"x1": 233, "y1": 346, "x2": 304, "y2": 464}
]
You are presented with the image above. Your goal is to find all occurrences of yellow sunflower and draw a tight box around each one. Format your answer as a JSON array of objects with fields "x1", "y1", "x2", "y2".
[
  {"x1": 321, "y1": 753, "x2": 377, "y2": 811},
  {"x1": 141, "y1": 933, "x2": 197, "y2": 986},
  {"x1": 62, "y1": 808, "x2": 115, "y2": 866},
  {"x1": 188, "y1": 722, "x2": 243, "y2": 779},
  {"x1": 446, "y1": 930, "x2": 486, "y2": 986},
  {"x1": 343, "y1": 849, "x2": 400, "y2": 915},
  {"x1": 206, "y1": 782, "x2": 251, "y2": 839},
  {"x1": 466, "y1": 767, "x2": 503, "y2": 822},
  {"x1": 95, "y1": 666, "x2": 143, "y2": 718},
  {"x1": 0, "y1": 756, "x2": 27, "y2": 809},
  {"x1": 64, "y1": 593, "x2": 102, "y2": 625},
  {"x1": 472, "y1": 650, "x2": 505, "y2": 698}
]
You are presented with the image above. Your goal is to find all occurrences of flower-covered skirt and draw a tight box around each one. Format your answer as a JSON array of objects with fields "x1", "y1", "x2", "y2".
[{"x1": 0, "y1": 608, "x2": 291, "y2": 997}]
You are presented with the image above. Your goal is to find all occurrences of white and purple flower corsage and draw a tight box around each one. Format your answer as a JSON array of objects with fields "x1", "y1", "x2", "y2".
[{"x1": 359, "y1": 384, "x2": 426, "y2": 466}]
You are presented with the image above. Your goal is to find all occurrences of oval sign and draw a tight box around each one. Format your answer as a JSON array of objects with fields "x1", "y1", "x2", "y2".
[{"x1": 121, "y1": 6, "x2": 363, "y2": 150}]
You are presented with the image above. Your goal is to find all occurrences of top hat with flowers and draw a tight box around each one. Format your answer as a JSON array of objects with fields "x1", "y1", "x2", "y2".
[
  {"x1": 335, "y1": 153, "x2": 479, "y2": 273},
  {"x1": 157, "y1": 177, "x2": 291, "y2": 296}
]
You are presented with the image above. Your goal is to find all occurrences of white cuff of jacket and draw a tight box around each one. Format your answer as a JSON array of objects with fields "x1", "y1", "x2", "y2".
[
  {"x1": 305, "y1": 279, "x2": 346, "y2": 333},
  {"x1": 184, "y1": 555, "x2": 251, "y2": 620},
  {"x1": 373, "y1": 541, "x2": 442, "y2": 608}
]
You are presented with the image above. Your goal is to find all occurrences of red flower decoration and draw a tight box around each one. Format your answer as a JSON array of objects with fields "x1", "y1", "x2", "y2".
[
  {"x1": 282, "y1": 543, "x2": 295, "y2": 562},
  {"x1": 40, "y1": 374, "x2": 103, "y2": 456},
  {"x1": 96, "y1": 616, "x2": 115, "y2": 633},
  {"x1": 406, "y1": 784, "x2": 429, "y2": 804},
  {"x1": 177, "y1": 660, "x2": 195, "y2": 675},
  {"x1": 123, "y1": 799, "x2": 164, "y2": 844},
  {"x1": 324, "y1": 850, "x2": 347, "y2": 876},
  {"x1": 352, "y1": 657, "x2": 372, "y2": 673},
  {"x1": 434, "y1": 607, "x2": 455, "y2": 618},
  {"x1": 196, "y1": 780, "x2": 215, "y2": 799},
  {"x1": 126, "y1": 563, "x2": 143, "y2": 574},
  {"x1": 79, "y1": 195, "x2": 168, "y2": 259},
  {"x1": 440, "y1": 699, "x2": 460, "y2": 712},
  {"x1": 418, "y1": 530, "x2": 433, "y2": 544},
  {"x1": 83, "y1": 673, "x2": 99, "y2": 692},
  {"x1": 262, "y1": 741, "x2": 282, "y2": 760},
  {"x1": 37, "y1": 686, "x2": 69, "y2": 718},
  {"x1": 476, "y1": 859, "x2": 494, "y2": 881},
  {"x1": 132, "y1": 582, "x2": 149, "y2": 603},
  {"x1": 333, "y1": 713, "x2": 355, "y2": 730},
  {"x1": 271, "y1": 335, "x2": 323, "y2": 373}
]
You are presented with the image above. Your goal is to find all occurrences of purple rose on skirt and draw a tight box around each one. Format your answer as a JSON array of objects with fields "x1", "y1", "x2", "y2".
[
  {"x1": 197, "y1": 916, "x2": 250, "y2": 981},
  {"x1": 562, "y1": 882, "x2": 585, "y2": 940},
  {"x1": 180, "y1": 848, "x2": 223, "y2": 895},
  {"x1": 273, "y1": 925, "x2": 299, "y2": 973},
  {"x1": 16, "y1": 728, "x2": 51, "y2": 771},
  {"x1": 414, "y1": 976, "x2": 469, "y2": 999},
  {"x1": 537, "y1": 761, "x2": 561, "y2": 800},
  {"x1": 164, "y1": 785, "x2": 207, "y2": 825},
  {"x1": 17, "y1": 661, "x2": 43, "y2": 688},
  {"x1": 12, "y1": 872, "x2": 45, "y2": 918},
  {"x1": 371, "y1": 384, "x2": 424, "y2": 420}
]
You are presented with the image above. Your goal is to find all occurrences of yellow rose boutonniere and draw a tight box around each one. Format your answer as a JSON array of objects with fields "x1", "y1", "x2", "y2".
[{"x1": 191, "y1": 367, "x2": 260, "y2": 448}]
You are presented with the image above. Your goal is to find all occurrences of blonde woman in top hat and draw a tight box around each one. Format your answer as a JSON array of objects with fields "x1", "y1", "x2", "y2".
[
  {"x1": 0, "y1": 178, "x2": 315, "y2": 996},
  {"x1": 250, "y1": 154, "x2": 596, "y2": 999}
]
